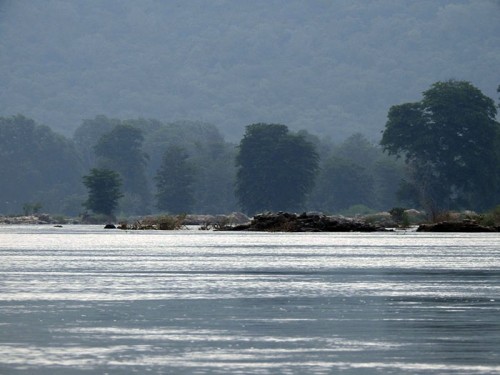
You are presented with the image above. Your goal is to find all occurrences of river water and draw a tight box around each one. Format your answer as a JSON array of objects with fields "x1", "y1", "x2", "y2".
[{"x1": 0, "y1": 225, "x2": 499, "y2": 374}]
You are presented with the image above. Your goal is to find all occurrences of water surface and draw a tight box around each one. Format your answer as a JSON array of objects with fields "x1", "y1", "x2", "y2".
[{"x1": 1, "y1": 225, "x2": 499, "y2": 374}]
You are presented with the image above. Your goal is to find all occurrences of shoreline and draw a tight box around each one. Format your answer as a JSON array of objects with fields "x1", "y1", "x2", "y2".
[{"x1": 1, "y1": 212, "x2": 498, "y2": 233}]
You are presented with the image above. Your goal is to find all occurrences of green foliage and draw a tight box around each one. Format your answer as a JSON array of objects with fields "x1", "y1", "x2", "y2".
[
  {"x1": 371, "y1": 158, "x2": 406, "y2": 210},
  {"x1": 156, "y1": 215, "x2": 186, "y2": 230},
  {"x1": 72, "y1": 118, "x2": 239, "y2": 215},
  {"x1": 125, "y1": 215, "x2": 186, "y2": 230},
  {"x1": 143, "y1": 121, "x2": 238, "y2": 214},
  {"x1": 191, "y1": 143, "x2": 238, "y2": 214},
  {"x1": 309, "y1": 133, "x2": 405, "y2": 212},
  {"x1": 478, "y1": 205, "x2": 500, "y2": 227},
  {"x1": 73, "y1": 115, "x2": 122, "y2": 169},
  {"x1": 310, "y1": 156, "x2": 374, "y2": 213},
  {"x1": 82, "y1": 168, "x2": 123, "y2": 216},
  {"x1": 0, "y1": 115, "x2": 84, "y2": 215},
  {"x1": 94, "y1": 124, "x2": 150, "y2": 213},
  {"x1": 381, "y1": 80, "x2": 500, "y2": 212},
  {"x1": 74, "y1": 116, "x2": 164, "y2": 213},
  {"x1": 155, "y1": 146, "x2": 196, "y2": 214},
  {"x1": 333, "y1": 133, "x2": 381, "y2": 167},
  {"x1": 236, "y1": 123, "x2": 319, "y2": 215},
  {"x1": 389, "y1": 207, "x2": 410, "y2": 228},
  {"x1": 389, "y1": 207, "x2": 406, "y2": 222}
]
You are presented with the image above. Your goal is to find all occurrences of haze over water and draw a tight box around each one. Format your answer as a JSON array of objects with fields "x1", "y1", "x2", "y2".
[{"x1": 1, "y1": 225, "x2": 499, "y2": 374}]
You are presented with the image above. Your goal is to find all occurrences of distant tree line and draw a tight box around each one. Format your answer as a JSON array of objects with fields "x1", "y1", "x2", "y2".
[{"x1": 0, "y1": 80, "x2": 498, "y2": 219}]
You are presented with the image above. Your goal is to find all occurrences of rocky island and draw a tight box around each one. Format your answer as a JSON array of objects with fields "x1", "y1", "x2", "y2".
[{"x1": 225, "y1": 212, "x2": 384, "y2": 232}]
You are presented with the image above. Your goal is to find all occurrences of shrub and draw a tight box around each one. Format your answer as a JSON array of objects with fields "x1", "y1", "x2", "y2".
[
  {"x1": 157, "y1": 215, "x2": 186, "y2": 230},
  {"x1": 126, "y1": 214, "x2": 186, "y2": 230},
  {"x1": 389, "y1": 207, "x2": 411, "y2": 228},
  {"x1": 478, "y1": 205, "x2": 500, "y2": 227}
]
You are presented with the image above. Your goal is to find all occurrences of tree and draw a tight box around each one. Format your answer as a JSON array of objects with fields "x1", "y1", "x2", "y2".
[
  {"x1": 190, "y1": 141, "x2": 238, "y2": 215},
  {"x1": 333, "y1": 133, "x2": 382, "y2": 167},
  {"x1": 0, "y1": 115, "x2": 84, "y2": 215},
  {"x1": 144, "y1": 120, "x2": 239, "y2": 214},
  {"x1": 329, "y1": 133, "x2": 405, "y2": 211},
  {"x1": 309, "y1": 157, "x2": 375, "y2": 213},
  {"x1": 82, "y1": 168, "x2": 123, "y2": 216},
  {"x1": 235, "y1": 123, "x2": 319, "y2": 215},
  {"x1": 381, "y1": 80, "x2": 499, "y2": 212},
  {"x1": 94, "y1": 124, "x2": 150, "y2": 213},
  {"x1": 371, "y1": 157, "x2": 406, "y2": 210},
  {"x1": 307, "y1": 133, "x2": 405, "y2": 213},
  {"x1": 73, "y1": 115, "x2": 122, "y2": 169},
  {"x1": 155, "y1": 146, "x2": 196, "y2": 214}
]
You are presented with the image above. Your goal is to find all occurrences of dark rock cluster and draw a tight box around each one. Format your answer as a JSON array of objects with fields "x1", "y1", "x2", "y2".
[
  {"x1": 417, "y1": 220, "x2": 498, "y2": 232},
  {"x1": 226, "y1": 212, "x2": 383, "y2": 232}
]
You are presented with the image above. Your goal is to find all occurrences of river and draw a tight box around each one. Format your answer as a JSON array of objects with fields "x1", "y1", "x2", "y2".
[{"x1": 0, "y1": 225, "x2": 499, "y2": 374}]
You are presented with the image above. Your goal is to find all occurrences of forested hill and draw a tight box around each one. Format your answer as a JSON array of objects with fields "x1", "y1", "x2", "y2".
[{"x1": 0, "y1": 0, "x2": 499, "y2": 140}]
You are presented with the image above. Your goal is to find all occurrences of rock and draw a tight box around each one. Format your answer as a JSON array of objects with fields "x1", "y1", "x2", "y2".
[
  {"x1": 104, "y1": 224, "x2": 116, "y2": 229},
  {"x1": 227, "y1": 212, "x2": 383, "y2": 232},
  {"x1": 417, "y1": 220, "x2": 497, "y2": 232}
]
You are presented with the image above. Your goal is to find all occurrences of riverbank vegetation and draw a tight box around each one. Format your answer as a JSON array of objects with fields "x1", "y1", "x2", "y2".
[
  {"x1": 0, "y1": 80, "x2": 499, "y2": 225},
  {"x1": 2, "y1": 208, "x2": 499, "y2": 233}
]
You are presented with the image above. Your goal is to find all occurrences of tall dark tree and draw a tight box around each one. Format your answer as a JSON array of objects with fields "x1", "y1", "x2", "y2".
[
  {"x1": 236, "y1": 123, "x2": 319, "y2": 215},
  {"x1": 82, "y1": 168, "x2": 123, "y2": 216},
  {"x1": 155, "y1": 146, "x2": 196, "y2": 214},
  {"x1": 94, "y1": 124, "x2": 150, "y2": 213},
  {"x1": 381, "y1": 80, "x2": 499, "y2": 212}
]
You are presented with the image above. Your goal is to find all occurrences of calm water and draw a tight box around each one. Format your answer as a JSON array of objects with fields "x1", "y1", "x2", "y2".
[{"x1": 0, "y1": 225, "x2": 499, "y2": 374}]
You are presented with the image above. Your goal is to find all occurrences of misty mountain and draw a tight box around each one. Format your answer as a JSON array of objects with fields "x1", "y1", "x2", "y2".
[{"x1": 0, "y1": 0, "x2": 499, "y2": 140}]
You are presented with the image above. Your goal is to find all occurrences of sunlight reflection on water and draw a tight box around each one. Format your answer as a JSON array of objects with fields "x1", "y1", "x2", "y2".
[{"x1": 0, "y1": 225, "x2": 499, "y2": 374}]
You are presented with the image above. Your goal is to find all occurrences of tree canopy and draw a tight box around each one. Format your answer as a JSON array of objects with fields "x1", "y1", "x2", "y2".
[
  {"x1": 94, "y1": 124, "x2": 150, "y2": 213},
  {"x1": 236, "y1": 123, "x2": 319, "y2": 215},
  {"x1": 0, "y1": 115, "x2": 83, "y2": 215},
  {"x1": 381, "y1": 80, "x2": 499, "y2": 212},
  {"x1": 308, "y1": 133, "x2": 404, "y2": 213},
  {"x1": 312, "y1": 156, "x2": 375, "y2": 213},
  {"x1": 155, "y1": 146, "x2": 196, "y2": 214},
  {"x1": 82, "y1": 168, "x2": 123, "y2": 217}
]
